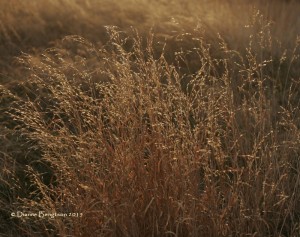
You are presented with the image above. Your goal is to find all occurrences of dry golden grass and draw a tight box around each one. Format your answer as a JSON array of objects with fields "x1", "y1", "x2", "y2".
[{"x1": 1, "y1": 0, "x2": 300, "y2": 236}]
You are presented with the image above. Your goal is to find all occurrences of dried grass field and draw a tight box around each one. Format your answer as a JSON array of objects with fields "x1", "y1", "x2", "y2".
[{"x1": 1, "y1": 0, "x2": 300, "y2": 236}]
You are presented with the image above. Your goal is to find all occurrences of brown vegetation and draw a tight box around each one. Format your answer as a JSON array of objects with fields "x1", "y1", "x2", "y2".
[{"x1": 1, "y1": 0, "x2": 300, "y2": 236}]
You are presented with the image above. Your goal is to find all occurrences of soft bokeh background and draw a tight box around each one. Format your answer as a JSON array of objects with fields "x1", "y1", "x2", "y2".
[{"x1": 1, "y1": 0, "x2": 300, "y2": 236}]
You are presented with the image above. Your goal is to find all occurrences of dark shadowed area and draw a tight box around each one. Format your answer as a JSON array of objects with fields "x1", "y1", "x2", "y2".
[{"x1": 1, "y1": 0, "x2": 300, "y2": 236}]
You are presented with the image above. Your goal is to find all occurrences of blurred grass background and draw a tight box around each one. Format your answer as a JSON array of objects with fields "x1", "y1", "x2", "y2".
[{"x1": 1, "y1": 0, "x2": 300, "y2": 236}]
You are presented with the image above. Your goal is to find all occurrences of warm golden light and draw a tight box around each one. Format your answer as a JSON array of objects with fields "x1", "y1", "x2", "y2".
[{"x1": 1, "y1": 0, "x2": 299, "y2": 236}]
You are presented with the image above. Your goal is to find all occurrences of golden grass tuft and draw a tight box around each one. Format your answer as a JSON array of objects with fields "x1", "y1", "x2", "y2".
[{"x1": 1, "y1": 0, "x2": 300, "y2": 236}]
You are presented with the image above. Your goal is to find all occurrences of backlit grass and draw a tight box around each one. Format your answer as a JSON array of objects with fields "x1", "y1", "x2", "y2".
[{"x1": 1, "y1": 0, "x2": 300, "y2": 236}]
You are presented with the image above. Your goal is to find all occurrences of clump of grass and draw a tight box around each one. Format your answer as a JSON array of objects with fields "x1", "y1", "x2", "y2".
[{"x1": 2, "y1": 10, "x2": 299, "y2": 235}]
